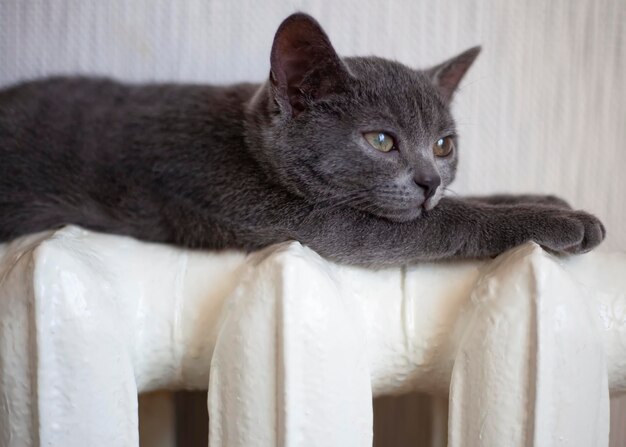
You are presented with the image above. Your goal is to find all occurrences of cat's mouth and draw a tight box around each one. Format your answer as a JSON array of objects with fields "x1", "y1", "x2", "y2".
[
  {"x1": 423, "y1": 196, "x2": 439, "y2": 211},
  {"x1": 355, "y1": 194, "x2": 442, "y2": 222}
]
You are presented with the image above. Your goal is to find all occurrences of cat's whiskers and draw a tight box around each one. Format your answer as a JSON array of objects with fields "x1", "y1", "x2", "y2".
[
  {"x1": 443, "y1": 187, "x2": 460, "y2": 198},
  {"x1": 310, "y1": 188, "x2": 374, "y2": 213},
  {"x1": 294, "y1": 190, "x2": 373, "y2": 232}
]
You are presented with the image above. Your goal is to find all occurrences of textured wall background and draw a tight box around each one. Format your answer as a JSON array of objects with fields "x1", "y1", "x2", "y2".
[{"x1": 1, "y1": 0, "x2": 625, "y2": 445}]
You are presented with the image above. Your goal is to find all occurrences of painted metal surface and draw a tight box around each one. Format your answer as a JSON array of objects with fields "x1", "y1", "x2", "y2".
[{"x1": 1, "y1": 226, "x2": 625, "y2": 446}]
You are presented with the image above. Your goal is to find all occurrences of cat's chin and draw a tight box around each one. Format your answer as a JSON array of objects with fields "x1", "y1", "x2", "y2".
[{"x1": 369, "y1": 206, "x2": 424, "y2": 222}]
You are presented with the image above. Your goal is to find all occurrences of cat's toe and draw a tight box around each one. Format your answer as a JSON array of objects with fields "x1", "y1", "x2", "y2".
[
  {"x1": 550, "y1": 217, "x2": 585, "y2": 253},
  {"x1": 579, "y1": 214, "x2": 605, "y2": 252},
  {"x1": 565, "y1": 212, "x2": 605, "y2": 254}
]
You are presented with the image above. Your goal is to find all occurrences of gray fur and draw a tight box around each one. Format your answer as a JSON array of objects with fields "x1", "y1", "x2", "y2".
[{"x1": 0, "y1": 13, "x2": 605, "y2": 266}]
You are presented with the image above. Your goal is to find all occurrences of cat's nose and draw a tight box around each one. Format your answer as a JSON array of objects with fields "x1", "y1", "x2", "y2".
[{"x1": 414, "y1": 175, "x2": 441, "y2": 201}]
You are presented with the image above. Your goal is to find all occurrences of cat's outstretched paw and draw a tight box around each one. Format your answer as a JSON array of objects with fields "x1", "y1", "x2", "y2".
[
  {"x1": 562, "y1": 211, "x2": 606, "y2": 254},
  {"x1": 531, "y1": 210, "x2": 605, "y2": 254}
]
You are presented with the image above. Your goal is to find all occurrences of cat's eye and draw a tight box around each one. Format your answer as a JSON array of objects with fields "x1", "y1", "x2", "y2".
[
  {"x1": 364, "y1": 132, "x2": 396, "y2": 153},
  {"x1": 433, "y1": 137, "x2": 454, "y2": 157}
]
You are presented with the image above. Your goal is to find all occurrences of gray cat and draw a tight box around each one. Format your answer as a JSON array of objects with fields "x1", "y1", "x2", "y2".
[{"x1": 0, "y1": 13, "x2": 605, "y2": 266}]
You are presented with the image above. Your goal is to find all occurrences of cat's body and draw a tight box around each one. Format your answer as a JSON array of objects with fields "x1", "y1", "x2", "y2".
[
  {"x1": 0, "y1": 77, "x2": 283, "y2": 249},
  {"x1": 0, "y1": 14, "x2": 605, "y2": 265}
]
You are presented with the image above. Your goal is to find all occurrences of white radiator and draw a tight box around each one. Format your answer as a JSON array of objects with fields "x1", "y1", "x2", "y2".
[{"x1": 1, "y1": 226, "x2": 625, "y2": 446}]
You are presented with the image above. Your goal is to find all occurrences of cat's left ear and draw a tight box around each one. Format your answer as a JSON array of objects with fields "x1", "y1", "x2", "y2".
[{"x1": 426, "y1": 46, "x2": 481, "y2": 102}]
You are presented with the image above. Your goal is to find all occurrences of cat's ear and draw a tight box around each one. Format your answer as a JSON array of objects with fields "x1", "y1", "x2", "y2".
[
  {"x1": 270, "y1": 13, "x2": 349, "y2": 117},
  {"x1": 426, "y1": 46, "x2": 481, "y2": 102}
]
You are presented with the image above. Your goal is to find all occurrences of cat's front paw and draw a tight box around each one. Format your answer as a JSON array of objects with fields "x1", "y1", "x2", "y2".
[{"x1": 531, "y1": 210, "x2": 605, "y2": 254}]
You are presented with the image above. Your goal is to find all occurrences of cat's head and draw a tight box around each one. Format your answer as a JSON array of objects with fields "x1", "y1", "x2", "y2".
[{"x1": 248, "y1": 13, "x2": 480, "y2": 221}]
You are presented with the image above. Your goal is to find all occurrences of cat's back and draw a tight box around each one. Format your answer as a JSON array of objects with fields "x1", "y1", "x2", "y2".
[
  {"x1": 0, "y1": 76, "x2": 126, "y2": 125},
  {"x1": 0, "y1": 77, "x2": 135, "y2": 160},
  {"x1": 0, "y1": 76, "x2": 260, "y2": 241},
  {"x1": 0, "y1": 76, "x2": 258, "y2": 168},
  {"x1": 0, "y1": 76, "x2": 258, "y2": 145}
]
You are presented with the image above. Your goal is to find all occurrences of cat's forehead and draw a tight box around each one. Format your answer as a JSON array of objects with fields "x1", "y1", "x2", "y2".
[{"x1": 342, "y1": 56, "x2": 453, "y2": 132}]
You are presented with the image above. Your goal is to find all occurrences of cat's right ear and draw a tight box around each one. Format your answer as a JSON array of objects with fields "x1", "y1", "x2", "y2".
[{"x1": 269, "y1": 13, "x2": 349, "y2": 117}]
